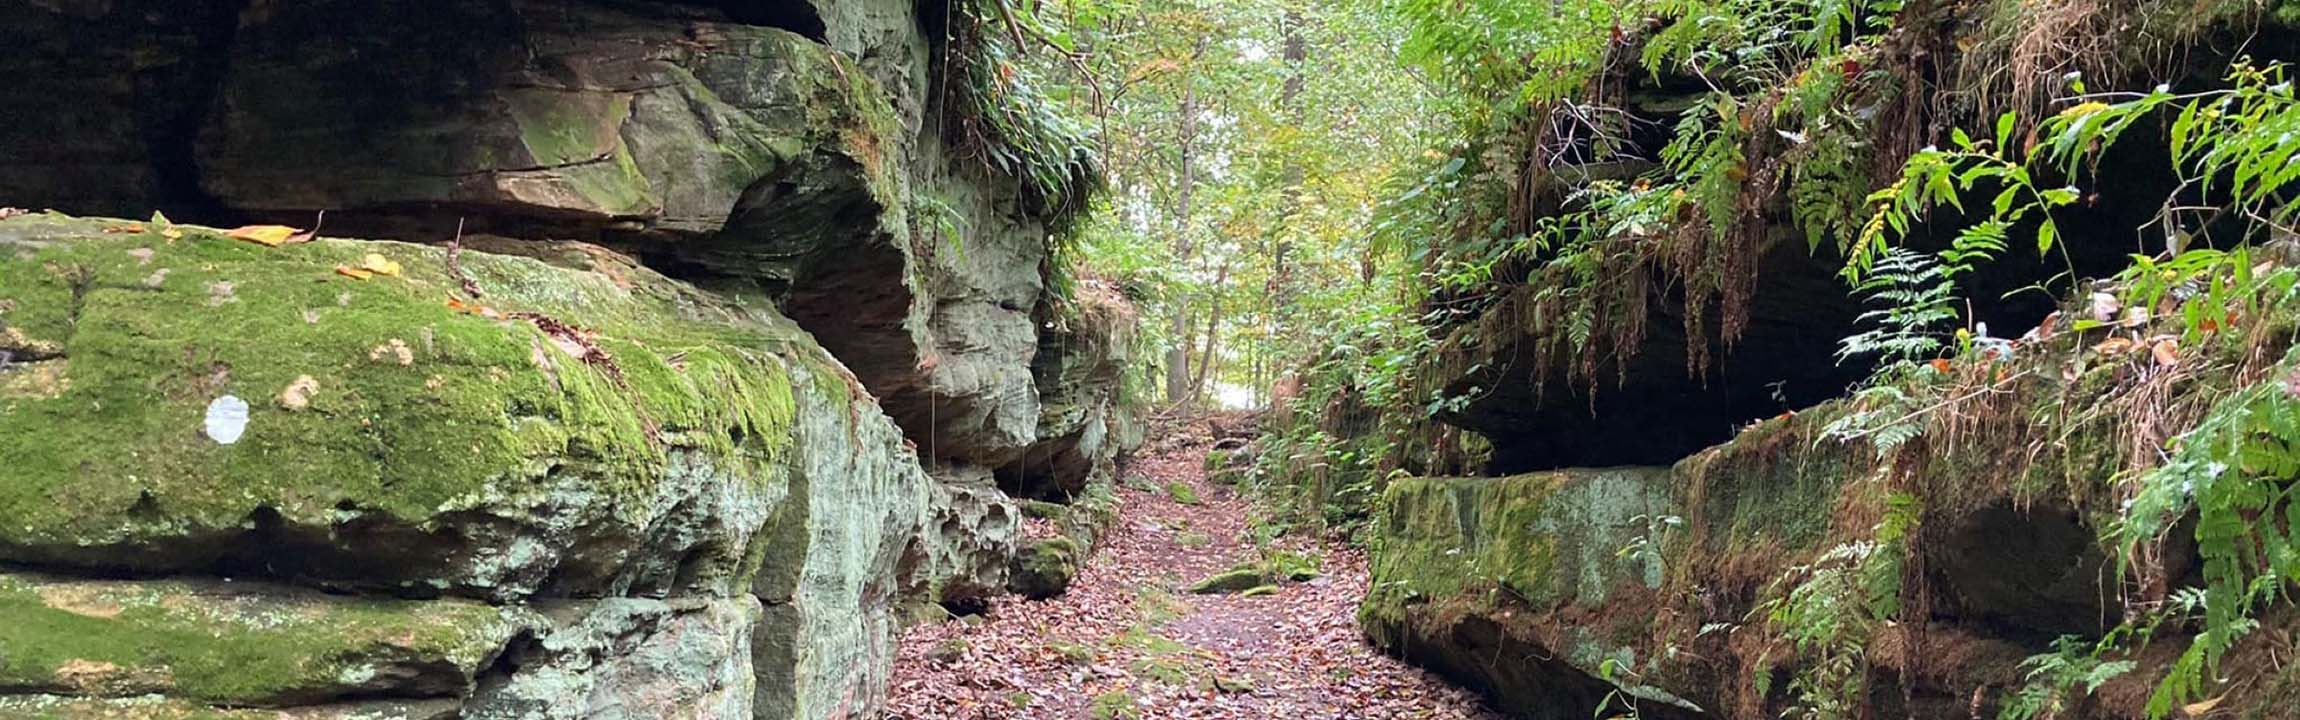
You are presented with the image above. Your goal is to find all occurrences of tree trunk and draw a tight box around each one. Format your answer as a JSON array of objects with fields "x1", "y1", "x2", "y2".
[
  {"x1": 1266, "y1": 6, "x2": 1310, "y2": 350},
  {"x1": 1164, "y1": 74, "x2": 1202, "y2": 406},
  {"x1": 1191, "y1": 260, "x2": 1230, "y2": 401}
]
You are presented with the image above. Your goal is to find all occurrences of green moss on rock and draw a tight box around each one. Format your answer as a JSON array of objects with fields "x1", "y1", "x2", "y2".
[
  {"x1": 0, "y1": 573, "x2": 527, "y2": 706},
  {"x1": 1362, "y1": 468, "x2": 1672, "y2": 631},
  {"x1": 1187, "y1": 568, "x2": 1266, "y2": 595},
  {"x1": 0, "y1": 214, "x2": 810, "y2": 598}
]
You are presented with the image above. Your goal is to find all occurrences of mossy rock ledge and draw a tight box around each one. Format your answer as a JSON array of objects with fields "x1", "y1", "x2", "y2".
[
  {"x1": 1358, "y1": 288, "x2": 2300, "y2": 719},
  {"x1": 0, "y1": 214, "x2": 952, "y2": 717}
]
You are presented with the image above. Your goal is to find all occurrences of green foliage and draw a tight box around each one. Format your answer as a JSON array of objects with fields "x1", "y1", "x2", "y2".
[
  {"x1": 2000, "y1": 635, "x2": 2139, "y2": 720},
  {"x1": 1755, "y1": 492, "x2": 1919, "y2": 719},
  {"x1": 1844, "y1": 112, "x2": 2071, "y2": 283},
  {"x1": 944, "y1": 0, "x2": 1106, "y2": 230},
  {"x1": 1844, "y1": 59, "x2": 2300, "y2": 717},
  {"x1": 1837, "y1": 247, "x2": 1962, "y2": 365}
]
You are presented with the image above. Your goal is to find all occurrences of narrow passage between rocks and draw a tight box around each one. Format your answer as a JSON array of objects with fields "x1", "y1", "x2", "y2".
[{"x1": 884, "y1": 436, "x2": 1499, "y2": 720}]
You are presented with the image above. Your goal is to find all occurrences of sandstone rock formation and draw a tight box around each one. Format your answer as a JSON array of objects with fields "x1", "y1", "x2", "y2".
[{"x1": 0, "y1": 0, "x2": 1141, "y2": 715}]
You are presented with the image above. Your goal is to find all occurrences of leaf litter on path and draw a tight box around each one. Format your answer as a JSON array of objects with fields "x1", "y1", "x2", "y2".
[{"x1": 885, "y1": 436, "x2": 1498, "y2": 720}]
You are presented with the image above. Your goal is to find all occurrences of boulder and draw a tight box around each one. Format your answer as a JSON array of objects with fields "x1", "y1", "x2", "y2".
[{"x1": 1007, "y1": 481, "x2": 1121, "y2": 598}]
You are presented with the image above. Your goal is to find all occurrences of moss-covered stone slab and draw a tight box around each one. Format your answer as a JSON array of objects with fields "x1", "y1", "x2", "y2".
[
  {"x1": 1359, "y1": 468, "x2": 1690, "y2": 720},
  {"x1": 1186, "y1": 567, "x2": 1265, "y2": 595},
  {"x1": 0, "y1": 214, "x2": 811, "y2": 599},
  {"x1": 0, "y1": 573, "x2": 530, "y2": 707},
  {"x1": 1364, "y1": 468, "x2": 1672, "y2": 620}
]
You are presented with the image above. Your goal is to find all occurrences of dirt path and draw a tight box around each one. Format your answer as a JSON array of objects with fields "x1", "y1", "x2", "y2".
[{"x1": 884, "y1": 440, "x2": 1499, "y2": 720}]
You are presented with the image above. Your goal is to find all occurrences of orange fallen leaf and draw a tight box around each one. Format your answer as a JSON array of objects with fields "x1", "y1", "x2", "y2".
[
  {"x1": 2031, "y1": 311, "x2": 2060, "y2": 341},
  {"x1": 102, "y1": 223, "x2": 145, "y2": 234},
  {"x1": 2151, "y1": 339, "x2": 2180, "y2": 367},
  {"x1": 1927, "y1": 358, "x2": 1953, "y2": 373},
  {"x1": 334, "y1": 265, "x2": 374, "y2": 280},
  {"x1": 227, "y1": 224, "x2": 313, "y2": 247},
  {"x1": 445, "y1": 297, "x2": 505, "y2": 320}
]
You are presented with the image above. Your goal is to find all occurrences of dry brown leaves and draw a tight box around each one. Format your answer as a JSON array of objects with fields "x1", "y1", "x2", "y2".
[{"x1": 883, "y1": 438, "x2": 1496, "y2": 720}]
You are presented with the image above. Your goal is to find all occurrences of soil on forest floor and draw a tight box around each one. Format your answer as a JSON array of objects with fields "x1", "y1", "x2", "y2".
[{"x1": 883, "y1": 437, "x2": 1499, "y2": 720}]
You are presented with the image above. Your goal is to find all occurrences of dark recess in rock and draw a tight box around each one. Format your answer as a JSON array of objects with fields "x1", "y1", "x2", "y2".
[
  {"x1": 707, "y1": 0, "x2": 830, "y2": 40},
  {"x1": 1448, "y1": 109, "x2": 2188, "y2": 474},
  {"x1": 1383, "y1": 611, "x2": 1708, "y2": 720},
  {"x1": 1933, "y1": 500, "x2": 2121, "y2": 640}
]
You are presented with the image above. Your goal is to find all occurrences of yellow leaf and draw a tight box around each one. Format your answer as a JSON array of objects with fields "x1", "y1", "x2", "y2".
[
  {"x1": 228, "y1": 225, "x2": 306, "y2": 247},
  {"x1": 150, "y1": 211, "x2": 184, "y2": 241},
  {"x1": 359, "y1": 253, "x2": 403, "y2": 277},
  {"x1": 333, "y1": 265, "x2": 374, "y2": 280}
]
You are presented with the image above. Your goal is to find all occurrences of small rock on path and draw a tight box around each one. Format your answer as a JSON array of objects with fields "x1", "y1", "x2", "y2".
[{"x1": 883, "y1": 438, "x2": 1499, "y2": 719}]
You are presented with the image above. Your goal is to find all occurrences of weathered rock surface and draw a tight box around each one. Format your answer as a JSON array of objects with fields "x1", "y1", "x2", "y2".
[
  {"x1": 1362, "y1": 469, "x2": 1700, "y2": 720},
  {"x1": 998, "y1": 280, "x2": 1142, "y2": 499},
  {"x1": 1360, "y1": 294, "x2": 2300, "y2": 719},
  {"x1": 0, "y1": 214, "x2": 984, "y2": 718},
  {"x1": 1007, "y1": 482, "x2": 1121, "y2": 599},
  {"x1": 0, "y1": 0, "x2": 1130, "y2": 492},
  {"x1": 0, "y1": 0, "x2": 1142, "y2": 714}
]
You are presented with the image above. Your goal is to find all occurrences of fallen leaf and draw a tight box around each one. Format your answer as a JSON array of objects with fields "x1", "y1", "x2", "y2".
[
  {"x1": 2089, "y1": 292, "x2": 2121, "y2": 323},
  {"x1": 369, "y1": 339, "x2": 414, "y2": 366},
  {"x1": 1928, "y1": 358, "x2": 1953, "y2": 373},
  {"x1": 2029, "y1": 311, "x2": 2060, "y2": 341},
  {"x1": 359, "y1": 253, "x2": 403, "y2": 277},
  {"x1": 445, "y1": 297, "x2": 504, "y2": 319},
  {"x1": 334, "y1": 265, "x2": 375, "y2": 280},
  {"x1": 2183, "y1": 694, "x2": 2224, "y2": 717},
  {"x1": 2120, "y1": 306, "x2": 2151, "y2": 328},
  {"x1": 226, "y1": 224, "x2": 312, "y2": 247},
  {"x1": 2151, "y1": 339, "x2": 2180, "y2": 367},
  {"x1": 276, "y1": 375, "x2": 320, "y2": 410},
  {"x1": 102, "y1": 223, "x2": 145, "y2": 234},
  {"x1": 2094, "y1": 337, "x2": 2135, "y2": 355},
  {"x1": 150, "y1": 211, "x2": 183, "y2": 241}
]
